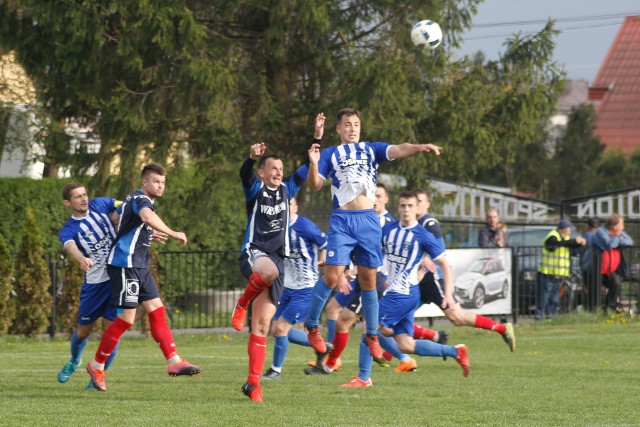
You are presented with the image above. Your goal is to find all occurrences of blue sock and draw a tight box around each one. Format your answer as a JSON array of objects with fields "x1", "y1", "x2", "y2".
[
  {"x1": 104, "y1": 340, "x2": 120, "y2": 371},
  {"x1": 326, "y1": 319, "x2": 336, "y2": 343},
  {"x1": 306, "y1": 277, "x2": 332, "y2": 328},
  {"x1": 273, "y1": 336, "x2": 289, "y2": 369},
  {"x1": 377, "y1": 333, "x2": 407, "y2": 361},
  {"x1": 358, "y1": 334, "x2": 373, "y2": 381},
  {"x1": 415, "y1": 339, "x2": 458, "y2": 358},
  {"x1": 361, "y1": 289, "x2": 379, "y2": 335},
  {"x1": 287, "y1": 328, "x2": 310, "y2": 347},
  {"x1": 70, "y1": 329, "x2": 88, "y2": 365}
]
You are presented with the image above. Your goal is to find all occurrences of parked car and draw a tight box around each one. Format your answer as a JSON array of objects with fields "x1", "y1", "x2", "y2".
[{"x1": 454, "y1": 257, "x2": 509, "y2": 308}]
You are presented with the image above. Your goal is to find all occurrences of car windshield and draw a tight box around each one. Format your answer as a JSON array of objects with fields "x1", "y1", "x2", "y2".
[{"x1": 468, "y1": 260, "x2": 486, "y2": 273}]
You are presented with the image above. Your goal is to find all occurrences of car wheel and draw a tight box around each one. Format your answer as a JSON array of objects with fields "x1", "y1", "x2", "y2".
[
  {"x1": 473, "y1": 285, "x2": 485, "y2": 309},
  {"x1": 500, "y1": 280, "x2": 509, "y2": 298}
]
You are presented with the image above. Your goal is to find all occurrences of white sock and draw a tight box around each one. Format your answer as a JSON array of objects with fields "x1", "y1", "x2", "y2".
[
  {"x1": 92, "y1": 360, "x2": 105, "y2": 370},
  {"x1": 271, "y1": 366, "x2": 282, "y2": 373},
  {"x1": 432, "y1": 332, "x2": 440, "y2": 342},
  {"x1": 167, "y1": 355, "x2": 181, "y2": 365}
]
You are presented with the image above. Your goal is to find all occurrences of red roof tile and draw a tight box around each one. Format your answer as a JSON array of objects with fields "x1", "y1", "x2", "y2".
[{"x1": 588, "y1": 16, "x2": 640, "y2": 155}]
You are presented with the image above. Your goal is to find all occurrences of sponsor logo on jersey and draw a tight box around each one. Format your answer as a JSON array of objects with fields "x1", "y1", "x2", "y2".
[
  {"x1": 260, "y1": 201, "x2": 287, "y2": 216},
  {"x1": 340, "y1": 158, "x2": 369, "y2": 167}
]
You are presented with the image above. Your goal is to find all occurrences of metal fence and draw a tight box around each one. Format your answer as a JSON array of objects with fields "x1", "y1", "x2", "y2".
[{"x1": 34, "y1": 247, "x2": 640, "y2": 334}]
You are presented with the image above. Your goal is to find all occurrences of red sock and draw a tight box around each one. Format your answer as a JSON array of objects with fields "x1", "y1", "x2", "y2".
[
  {"x1": 474, "y1": 315, "x2": 507, "y2": 334},
  {"x1": 238, "y1": 272, "x2": 272, "y2": 308},
  {"x1": 247, "y1": 333, "x2": 267, "y2": 386},
  {"x1": 413, "y1": 325, "x2": 436, "y2": 340},
  {"x1": 95, "y1": 317, "x2": 132, "y2": 364},
  {"x1": 148, "y1": 306, "x2": 178, "y2": 359},
  {"x1": 327, "y1": 332, "x2": 349, "y2": 367}
]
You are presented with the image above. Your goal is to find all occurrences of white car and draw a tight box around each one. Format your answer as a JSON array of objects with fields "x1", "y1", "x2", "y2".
[{"x1": 454, "y1": 257, "x2": 509, "y2": 308}]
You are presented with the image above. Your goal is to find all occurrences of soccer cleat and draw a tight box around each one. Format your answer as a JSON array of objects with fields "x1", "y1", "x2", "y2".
[
  {"x1": 84, "y1": 380, "x2": 98, "y2": 391},
  {"x1": 307, "y1": 357, "x2": 342, "y2": 371},
  {"x1": 261, "y1": 368, "x2": 281, "y2": 380},
  {"x1": 340, "y1": 376, "x2": 372, "y2": 387},
  {"x1": 502, "y1": 322, "x2": 516, "y2": 352},
  {"x1": 394, "y1": 357, "x2": 418, "y2": 372},
  {"x1": 303, "y1": 364, "x2": 333, "y2": 375},
  {"x1": 364, "y1": 334, "x2": 383, "y2": 359},
  {"x1": 305, "y1": 324, "x2": 326, "y2": 354},
  {"x1": 455, "y1": 344, "x2": 470, "y2": 377},
  {"x1": 86, "y1": 362, "x2": 106, "y2": 392},
  {"x1": 57, "y1": 361, "x2": 80, "y2": 383},
  {"x1": 231, "y1": 303, "x2": 247, "y2": 331},
  {"x1": 241, "y1": 382, "x2": 263, "y2": 402},
  {"x1": 438, "y1": 330, "x2": 449, "y2": 361},
  {"x1": 168, "y1": 358, "x2": 203, "y2": 377},
  {"x1": 374, "y1": 356, "x2": 391, "y2": 368}
]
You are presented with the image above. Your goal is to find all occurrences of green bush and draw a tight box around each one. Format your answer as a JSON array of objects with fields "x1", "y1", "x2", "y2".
[
  {"x1": 0, "y1": 235, "x2": 16, "y2": 335},
  {"x1": 10, "y1": 207, "x2": 53, "y2": 337},
  {"x1": 56, "y1": 255, "x2": 84, "y2": 334}
]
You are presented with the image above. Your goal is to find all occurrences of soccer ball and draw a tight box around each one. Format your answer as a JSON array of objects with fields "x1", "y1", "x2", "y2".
[{"x1": 410, "y1": 20, "x2": 442, "y2": 50}]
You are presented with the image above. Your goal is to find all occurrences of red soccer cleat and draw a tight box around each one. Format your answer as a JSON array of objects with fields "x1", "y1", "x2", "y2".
[
  {"x1": 241, "y1": 382, "x2": 263, "y2": 402},
  {"x1": 305, "y1": 325, "x2": 326, "y2": 354},
  {"x1": 340, "y1": 376, "x2": 373, "y2": 387},
  {"x1": 364, "y1": 334, "x2": 383, "y2": 359},
  {"x1": 86, "y1": 362, "x2": 106, "y2": 392},
  {"x1": 168, "y1": 358, "x2": 203, "y2": 377},
  {"x1": 455, "y1": 344, "x2": 470, "y2": 377},
  {"x1": 231, "y1": 303, "x2": 247, "y2": 331}
]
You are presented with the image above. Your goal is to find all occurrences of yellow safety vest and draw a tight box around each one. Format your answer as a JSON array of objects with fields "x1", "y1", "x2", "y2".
[{"x1": 538, "y1": 229, "x2": 571, "y2": 277}]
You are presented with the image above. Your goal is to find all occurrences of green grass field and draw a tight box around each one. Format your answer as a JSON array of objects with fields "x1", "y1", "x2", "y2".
[{"x1": 1, "y1": 313, "x2": 639, "y2": 427}]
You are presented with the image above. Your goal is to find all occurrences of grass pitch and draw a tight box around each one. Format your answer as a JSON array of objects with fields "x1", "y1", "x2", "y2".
[{"x1": 1, "y1": 312, "x2": 638, "y2": 426}]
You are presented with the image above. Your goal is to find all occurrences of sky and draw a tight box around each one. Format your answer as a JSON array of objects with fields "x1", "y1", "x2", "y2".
[{"x1": 457, "y1": 0, "x2": 640, "y2": 82}]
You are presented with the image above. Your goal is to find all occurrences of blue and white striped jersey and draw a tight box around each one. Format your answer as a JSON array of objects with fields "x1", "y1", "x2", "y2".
[
  {"x1": 382, "y1": 221, "x2": 446, "y2": 295},
  {"x1": 379, "y1": 211, "x2": 394, "y2": 227},
  {"x1": 284, "y1": 215, "x2": 328, "y2": 290},
  {"x1": 108, "y1": 189, "x2": 155, "y2": 268},
  {"x1": 59, "y1": 197, "x2": 118, "y2": 283},
  {"x1": 317, "y1": 142, "x2": 392, "y2": 209},
  {"x1": 240, "y1": 159, "x2": 307, "y2": 257}
]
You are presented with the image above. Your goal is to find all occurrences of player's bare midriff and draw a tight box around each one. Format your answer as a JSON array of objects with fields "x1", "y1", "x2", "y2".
[{"x1": 339, "y1": 193, "x2": 373, "y2": 210}]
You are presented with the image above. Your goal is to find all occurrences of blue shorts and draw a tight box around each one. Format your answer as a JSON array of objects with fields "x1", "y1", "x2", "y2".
[
  {"x1": 274, "y1": 287, "x2": 312, "y2": 324},
  {"x1": 107, "y1": 265, "x2": 160, "y2": 309},
  {"x1": 379, "y1": 286, "x2": 421, "y2": 336},
  {"x1": 77, "y1": 280, "x2": 118, "y2": 325},
  {"x1": 325, "y1": 209, "x2": 382, "y2": 269}
]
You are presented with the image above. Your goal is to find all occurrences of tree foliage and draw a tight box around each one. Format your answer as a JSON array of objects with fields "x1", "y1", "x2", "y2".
[
  {"x1": 0, "y1": 234, "x2": 16, "y2": 335},
  {"x1": 56, "y1": 255, "x2": 84, "y2": 334},
  {"x1": 10, "y1": 207, "x2": 52, "y2": 337}
]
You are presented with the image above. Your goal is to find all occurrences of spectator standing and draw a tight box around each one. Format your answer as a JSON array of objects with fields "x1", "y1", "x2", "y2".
[
  {"x1": 592, "y1": 214, "x2": 634, "y2": 313},
  {"x1": 478, "y1": 208, "x2": 508, "y2": 248},
  {"x1": 537, "y1": 219, "x2": 586, "y2": 320}
]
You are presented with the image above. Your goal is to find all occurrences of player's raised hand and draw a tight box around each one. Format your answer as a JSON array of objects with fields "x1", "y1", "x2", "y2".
[
  {"x1": 308, "y1": 143, "x2": 321, "y2": 165},
  {"x1": 250, "y1": 142, "x2": 266, "y2": 160},
  {"x1": 422, "y1": 143, "x2": 441, "y2": 155},
  {"x1": 172, "y1": 231, "x2": 188, "y2": 247},
  {"x1": 152, "y1": 230, "x2": 169, "y2": 245},
  {"x1": 314, "y1": 113, "x2": 326, "y2": 140}
]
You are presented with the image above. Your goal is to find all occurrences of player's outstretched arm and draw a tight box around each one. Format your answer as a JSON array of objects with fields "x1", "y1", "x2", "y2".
[
  {"x1": 388, "y1": 143, "x2": 441, "y2": 160},
  {"x1": 306, "y1": 143, "x2": 324, "y2": 192},
  {"x1": 139, "y1": 207, "x2": 187, "y2": 246},
  {"x1": 64, "y1": 241, "x2": 93, "y2": 273}
]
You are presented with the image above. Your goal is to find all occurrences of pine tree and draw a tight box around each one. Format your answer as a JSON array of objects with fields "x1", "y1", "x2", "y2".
[
  {"x1": 10, "y1": 207, "x2": 53, "y2": 337},
  {"x1": 56, "y1": 255, "x2": 85, "y2": 334},
  {"x1": 0, "y1": 235, "x2": 16, "y2": 335}
]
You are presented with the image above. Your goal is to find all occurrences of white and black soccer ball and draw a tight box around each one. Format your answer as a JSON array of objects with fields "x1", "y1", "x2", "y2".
[{"x1": 410, "y1": 20, "x2": 442, "y2": 50}]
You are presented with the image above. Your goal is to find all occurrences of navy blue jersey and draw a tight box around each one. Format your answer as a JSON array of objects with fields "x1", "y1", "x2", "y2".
[
  {"x1": 59, "y1": 197, "x2": 118, "y2": 283},
  {"x1": 379, "y1": 211, "x2": 394, "y2": 227},
  {"x1": 240, "y1": 159, "x2": 307, "y2": 257},
  {"x1": 382, "y1": 221, "x2": 445, "y2": 295},
  {"x1": 284, "y1": 215, "x2": 328, "y2": 289},
  {"x1": 317, "y1": 141, "x2": 391, "y2": 209},
  {"x1": 108, "y1": 189, "x2": 155, "y2": 268}
]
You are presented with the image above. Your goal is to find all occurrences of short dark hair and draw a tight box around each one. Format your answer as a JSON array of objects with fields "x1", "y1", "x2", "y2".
[
  {"x1": 606, "y1": 214, "x2": 623, "y2": 230},
  {"x1": 141, "y1": 163, "x2": 167, "y2": 180},
  {"x1": 336, "y1": 108, "x2": 360, "y2": 124},
  {"x1": 257, "y1": 154, "x2": 281, "y2": 169},
  {"x1": 376, "y1": 182, "x2": 388, "y2": 192},
  {"x1": 587, "y1": 218, "x2": 599, "y2": 229},
  {"x1": 62, "y1": 183, "x2": 85, "y2": 201},
  {"x1": 398, "y1": 191, "x2": 418, "y2": 203},
  {"x1": 413, "y1": 188, "x2": 430, "y2": 203}
]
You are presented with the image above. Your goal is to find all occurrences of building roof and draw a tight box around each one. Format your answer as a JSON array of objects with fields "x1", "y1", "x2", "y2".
[{"x1": 588, "y1": 16, "x2": 640, "y2": 155}]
